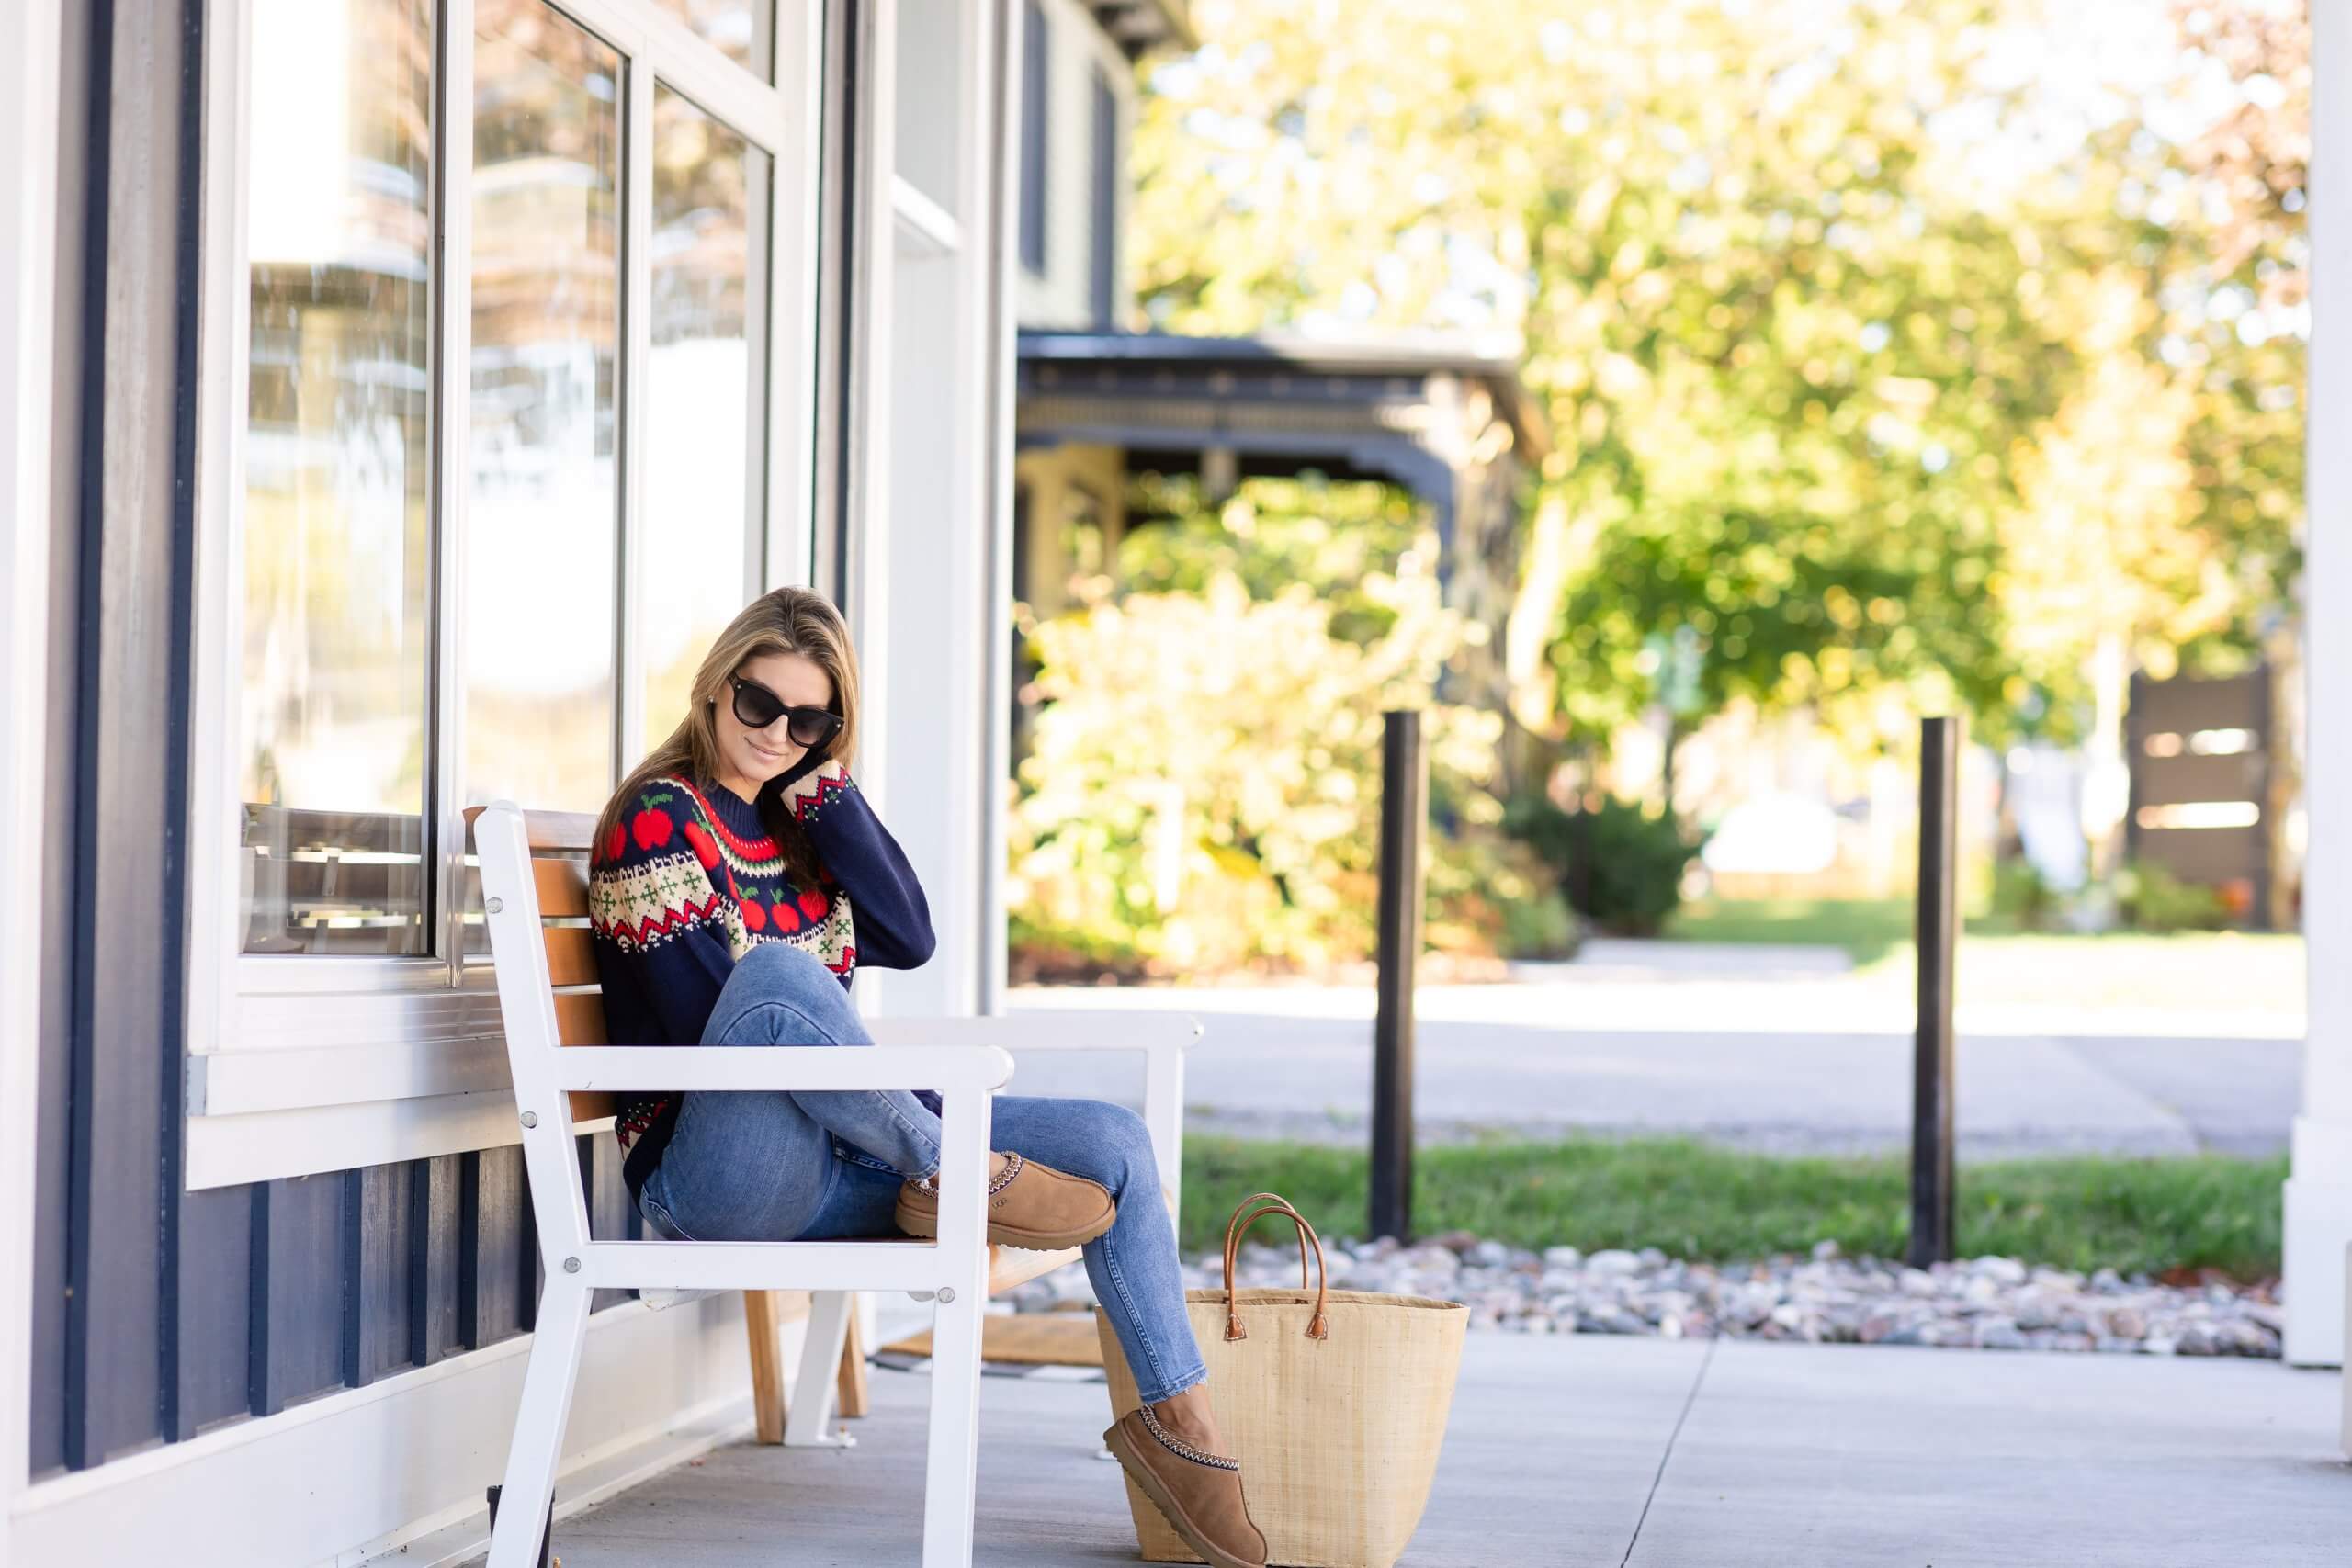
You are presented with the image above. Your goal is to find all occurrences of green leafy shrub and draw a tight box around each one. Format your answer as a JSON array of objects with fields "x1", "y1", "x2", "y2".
[
  {"x1": 1495, "y1": 886, "x2": 1584, "y2": 961},
  {"x1": 1989, "y1": 857, "x2": 2058, "y2": 931},
  {"x1": 1504, "y1": 792, "x2": 1705, "y2": 937},
  {"x1": 1008, "y1": 506, "x2": 1563, "y2": 978},
  {"x1": 2114, "y1": 858, "x2": 2230, "y2": 933},
  {"x1": 1011, "y1": 481, "x2": 1580, "y2": 982}
]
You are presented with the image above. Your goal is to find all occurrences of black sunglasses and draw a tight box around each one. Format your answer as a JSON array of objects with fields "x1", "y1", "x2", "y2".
[{"x1": 728, "y1": 674, "x2": 844, "y2": 750}]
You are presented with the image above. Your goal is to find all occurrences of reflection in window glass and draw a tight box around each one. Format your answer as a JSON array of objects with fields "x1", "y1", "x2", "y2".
[
  {"x1": 641, "y1": 87, "x2": 769, "y2": 749},
  {"x1": 469, "y1": 0, "x2": 621, "y2": 813},
  {"x1": 646, "y1": 0, "x2": 772, "y2": 79},
  {"x1": 460, "y1": 1, "x2": 622, "y2": 956},
  {"x1": 239, "y1": 0, "x2": 434, "y2": 956}
]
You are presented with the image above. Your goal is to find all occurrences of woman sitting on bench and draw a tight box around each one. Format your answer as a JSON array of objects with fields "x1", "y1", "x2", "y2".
[{"x1": 586, "y1": 586, "x2": 1266, "y2": 1568}]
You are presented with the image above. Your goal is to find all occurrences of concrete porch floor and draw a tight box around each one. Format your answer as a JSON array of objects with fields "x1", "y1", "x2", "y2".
[{"x1": 467, "y1": 1335, "x2": 2347, "y2": 1567}]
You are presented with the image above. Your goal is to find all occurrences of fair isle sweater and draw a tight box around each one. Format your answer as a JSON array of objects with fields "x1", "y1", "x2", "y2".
[{"x1": 585, "y1": 754, "x2": 937, "y2": 1201}]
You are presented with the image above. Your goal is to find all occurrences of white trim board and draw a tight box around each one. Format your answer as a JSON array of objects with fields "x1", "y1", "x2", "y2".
[
  {"x1": 358, "y1": 1394, "x2": 755, "y2": 1568},
  {"x1": 0, "y1": 0, "x2": 67, "y2": 1554},
  {"x1": 2287, "y1": 0, "x2": 2351, "y2": 1391},
  {"x1": 183, "y1": 1004, "x2": 1193, "y2": 1186},
  {"x1": 9, "y1": 1295, "x2": 807, "y2": 1568},
  {"x1": 182, "y1": 1094, "x2": 616, "y2": 1190}
]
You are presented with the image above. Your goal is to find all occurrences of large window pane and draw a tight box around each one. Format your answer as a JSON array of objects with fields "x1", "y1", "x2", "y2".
[
  {"x1": 468, "y1": 0, "x2": 621, "y2": 812},
  {"x1": 239, "y1": 0, "x2": 434, "y2": 957},
  {"x1": 460, "y1": 1, "x2": 623, "y2": 956},
  {"x1": 646, "y1": 0, "x2": 773, "y2": 80},
  {"x1": 641, "y1": 87, "x2": 769, "y2": 748}
]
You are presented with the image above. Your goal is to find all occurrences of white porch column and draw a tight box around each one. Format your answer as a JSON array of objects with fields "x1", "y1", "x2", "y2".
[
  {"x1": 864, "y1": 0, "x2": 1016, "y2": 1020},
  {"x1": 2284, "y1": 0, "x2": 2352, "y2": 1404}
]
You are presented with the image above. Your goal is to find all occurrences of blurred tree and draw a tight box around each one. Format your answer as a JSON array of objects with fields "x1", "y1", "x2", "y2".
[
  {"x1": 1129, "y1": 0, "x2": 2303, "y2": 802},
  {"x1": 2168, "y1": 0, "x2": 2308, "y2": 311}
]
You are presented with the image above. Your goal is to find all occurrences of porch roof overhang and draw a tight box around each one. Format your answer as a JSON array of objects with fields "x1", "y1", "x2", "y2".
[
  {"x1": 1013, "y1": 327, "x2": 1549, "y2": 558},
  {"x1": 1085, "y1": 0, "x2": 1200, "y2": 59},
  {"x1": 1016, "y1": 326, "x2": 1547, "y2": 467}
]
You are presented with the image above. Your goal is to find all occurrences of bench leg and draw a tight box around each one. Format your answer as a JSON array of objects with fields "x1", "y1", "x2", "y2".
[
  {"x1": 744, "y1": 1291, "x2": 789, "y2": 1444},
  {"x1": 487, "y1": 1278, "x2": 590, "y2": 1568},
  {"x1": 920, "y1": 1280, "x2": 986, "y2": 1568},
  {"x1": 837, "y1": 1299, "x2": 871, "y2": 1417},
  {"x1": 784, "y1": 1289, "x2": 856, "y2": 1447},
  {"x1": 1145, "y1": 1040, "x2": 1186, "y2": 1225},
  {"x1": 483, "y1": 1486, "x2": 551, "y2": 1568},
  {"x1": 919, "y1": 1085, "x2": 994, "y2": 1567}
]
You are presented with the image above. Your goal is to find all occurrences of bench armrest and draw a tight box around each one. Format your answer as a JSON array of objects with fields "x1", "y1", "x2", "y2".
[
  {"x1": 864, "y1": 1010, "x2": 1200, "y2": 1055},
  {"x1": 865, "y1": 1010, "x2": 1195, "y2": 1227},
  {"x1": 550, "y1": 1044, "x2": 1014, "y2": 1094}
]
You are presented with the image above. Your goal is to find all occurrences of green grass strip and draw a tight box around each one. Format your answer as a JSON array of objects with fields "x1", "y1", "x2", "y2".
[{"x1": 1181, "y1": 1134, "x2": 2285, "y2": 1281}]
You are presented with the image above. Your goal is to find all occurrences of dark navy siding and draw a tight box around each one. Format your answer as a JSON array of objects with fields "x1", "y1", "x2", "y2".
[
  {"x1": 350, "y1": 1165, "x2": 416, "y2": 1387},
  {"x1": 34, "y1": 1145, "x2": 637, "y2": 1466},
  {"x1": 29, "y1": 0, "x2": 97, "y2": 1482},
  {"x1": 472, "y1": 1147, "x2": 535, "y2": 1348},
  {"x1": 254, "y1": 1177, "x2": 345, "y2": 1418},
  {"x1": 175, "y1": 1183, "x2": 253, "y2": 1439},
  {"x1": 420, "y1": 1155, "x2": 467, "y2": 1365},
  {"x1": 29, "y1": 0, "x2": 645, "y2": 1478},
  {"x1": 64, "y1": 0, "x2": 174, "y2": 1470}
]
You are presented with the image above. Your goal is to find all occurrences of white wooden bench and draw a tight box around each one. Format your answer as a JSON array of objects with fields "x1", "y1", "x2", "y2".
[{"x1": 469, "y1": 801, "x2": 1195, "y2": 1568}]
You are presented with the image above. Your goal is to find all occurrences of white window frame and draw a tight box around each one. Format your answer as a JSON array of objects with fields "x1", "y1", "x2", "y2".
[{"x1": 185, "y1": 0, "x2": 829, "y2": 1188}]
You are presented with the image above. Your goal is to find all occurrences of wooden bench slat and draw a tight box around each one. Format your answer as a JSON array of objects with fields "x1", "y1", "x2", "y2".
[
  {"x1": 554, "y1": 992, "x2": 617, "y2": 1121},
  {"x1": 544, "y1": 926, "x2": 598, "y2": 986},
  {"x1": 462, "y1": 801, "x2": 598, "y2": 853},
  {"x1": 554, "y1": 990, "x2": 608, "y2": 1045},
  {"x1": 534, "y1": 856, "x2": 591, "y2": 918}
]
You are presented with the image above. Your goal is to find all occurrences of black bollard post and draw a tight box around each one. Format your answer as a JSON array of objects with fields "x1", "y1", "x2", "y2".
[
  {"x1": 1910, "y1": 714, "x2": 1962, "y2": 1267},
  {"x1": 1372, "y1": 709, "x2": 1426, "y2": 1245}
]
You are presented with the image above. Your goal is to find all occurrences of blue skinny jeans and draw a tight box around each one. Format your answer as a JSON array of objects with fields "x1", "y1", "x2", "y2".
[{"x1": 637, "y1": 942, "x2": 1209, "y2": 1404}]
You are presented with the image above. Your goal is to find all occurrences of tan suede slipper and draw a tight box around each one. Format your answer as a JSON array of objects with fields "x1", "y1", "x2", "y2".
[
  {"x1": 894, "y1": 1151, "x2": 1116, "y2": 1250},
  {"x1": 1102, "y1": 1405, "x2": 1269, "y2": 1568}
]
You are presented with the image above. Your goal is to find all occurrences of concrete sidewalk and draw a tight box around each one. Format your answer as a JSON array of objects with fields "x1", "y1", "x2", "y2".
[
  {"x1": 470, "y1": 1335, "x2": 2347, "y2": 1566},
  {"x1": 1005, "y1": 980, "x2": 2302, "y2": 1158}
]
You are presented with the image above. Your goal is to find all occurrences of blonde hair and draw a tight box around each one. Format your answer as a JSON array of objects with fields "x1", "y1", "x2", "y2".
[{"x1": 594, "y1": 586, "x2": 862, "y2": 886}]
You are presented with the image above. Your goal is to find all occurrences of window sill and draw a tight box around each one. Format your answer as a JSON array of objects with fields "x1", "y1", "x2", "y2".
[{"x1": 184, "y1": 1093, "x2": 615, "y2": 1190}]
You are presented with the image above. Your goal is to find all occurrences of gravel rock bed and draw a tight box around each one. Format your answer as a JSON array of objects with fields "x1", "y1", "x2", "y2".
[{"x1": 1004, "y1": 1232, "x2": 2283, "y2": 1359}]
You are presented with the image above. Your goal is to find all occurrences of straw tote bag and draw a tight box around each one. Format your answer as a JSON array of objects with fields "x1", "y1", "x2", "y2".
[{"x1": 1097, "y1": 1193, "x2": 1469, "y2": 1568}]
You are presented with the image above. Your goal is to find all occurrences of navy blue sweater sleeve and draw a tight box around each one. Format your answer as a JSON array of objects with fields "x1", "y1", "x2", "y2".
[{"x1": 783, "y1": 758, "x2": 936, "y2": 971}]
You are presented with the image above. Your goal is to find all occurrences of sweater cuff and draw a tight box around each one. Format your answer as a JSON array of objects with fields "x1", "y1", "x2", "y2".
[{"x1": 782, "y1": 756, "x2": 853, "y2": 820}]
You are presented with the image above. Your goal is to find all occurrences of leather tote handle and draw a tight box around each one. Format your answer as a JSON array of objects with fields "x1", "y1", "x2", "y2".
[
  {"x1": 1219, "y1": 1193, "x2": 1329, "y2": 1343},
  {"x1": 1220, "y1": 1190, "x2": 1310, "y2": 1285}
]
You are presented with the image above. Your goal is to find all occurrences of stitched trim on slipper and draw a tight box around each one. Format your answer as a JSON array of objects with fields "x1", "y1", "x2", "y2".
[
  {"x1": 987, "y1": 1150, "x2": 1023, "y2": 1196},
  {"x1": 1136, "y1": 1404, "x2": 1239, "y2": 1472}
]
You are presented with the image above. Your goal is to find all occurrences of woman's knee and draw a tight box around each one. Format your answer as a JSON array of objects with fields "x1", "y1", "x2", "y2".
[
  {"x1": 712, "y1": 942, "x2": 857, "y2": 1041},
  {"x1": 734, "y1": 940, "x2": 835, "y2": 996},
  {"x1": 1069, "y1": 1100, "x2": 1158, "y2": 1185}
]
